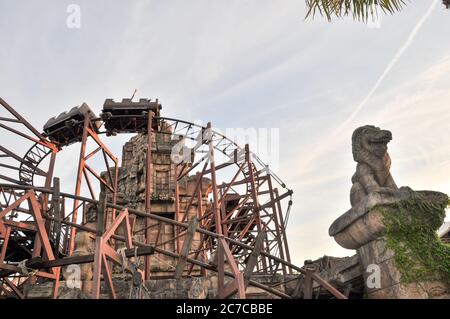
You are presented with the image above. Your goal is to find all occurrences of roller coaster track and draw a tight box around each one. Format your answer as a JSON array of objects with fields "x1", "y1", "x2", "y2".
[
  {"x1": 18, "y1": 142, "x2": 53, "y2": 185},
  {"x1": 16, "y1": 116, "x2": 289, "y2": 191},
  {"x1": 0, "y1": 98, "x2": 345, "y2": 300}
]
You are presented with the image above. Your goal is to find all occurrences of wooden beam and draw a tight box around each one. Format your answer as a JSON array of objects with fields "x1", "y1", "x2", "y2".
[
  {"x1": 3, "y1": 278, "x2": 24, "y2": 299},
  {"x1": 303, "y1": 270, "x2": 313, "y2": 299},
  {"x1": 219, "y1": 237, "x2": 246, "y2": 299},
  {"x1": 174, "y1": 218, "x2": 198, "y2": 279},
  {"x1": 102, "y1": 253, "x2": 116, "y2": 299},
  {"x1": 2, "y1": 220, "x2": 36, "y2": 232},
  {"x1": 243, "y1": 230, "x2": 266, "y2": 287},
  {"x1": 310, "y1": 272, "x2": 347, "y2": 299}
]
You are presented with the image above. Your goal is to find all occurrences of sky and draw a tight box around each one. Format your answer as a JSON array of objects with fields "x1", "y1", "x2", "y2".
[{"x1": 1, "y1": 0, "x2": 450, "y2": 266}]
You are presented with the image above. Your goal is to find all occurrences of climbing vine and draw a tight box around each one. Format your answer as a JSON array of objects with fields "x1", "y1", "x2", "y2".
[{"x1": 380, "y1": 192, "x2": 450, "y2": 285}]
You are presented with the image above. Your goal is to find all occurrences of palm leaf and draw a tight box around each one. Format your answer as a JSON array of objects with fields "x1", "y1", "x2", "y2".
[{"x1": 305, "y1": 0, "x2": 407, "y2": 21}]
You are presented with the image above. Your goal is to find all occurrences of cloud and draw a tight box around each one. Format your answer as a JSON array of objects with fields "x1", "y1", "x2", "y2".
[
  {"x1": 289, "y1": 0, "x2": 440, "y2": 177},
  {"x1": 284, "y1": 53, "x2": 450, "y2": 262},
  {"x1": 335, "y1": 0, "x2": 439, "y2": 132}
]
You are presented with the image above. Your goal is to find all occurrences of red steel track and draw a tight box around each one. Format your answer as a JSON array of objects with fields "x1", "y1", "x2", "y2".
[{"x1": 0, "y1": 97, "x2": 346, "y2": 299}]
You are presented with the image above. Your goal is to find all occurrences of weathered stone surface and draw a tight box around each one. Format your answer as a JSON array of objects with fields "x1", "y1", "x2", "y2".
[
  {"x1": 366, "y1": 279, "x2": 450, "y2": 299},
  {"x1": 357, "y1": 238, "x2": 394, "y2": 266},
  {"x1": 358, "y1": 237, "x2": 450, "y2": 299},
  {"x1": 350, "y1": 125, "x2": 398, "y2": 207},
  {"x1": 361, "y1": 255, "x2": 402, "y2": 294},
  {"x1": 23, "y1": 282, "x2": 54, "y2": 299},
  {"x1": 287, "y1": 255, "x2": 364, "y2": 298},
  {"x1": 25, "y1": 276, "x2": 284, "y2": 299},
  {"x1": 24, "y1": 281, "x2": 90, "y2": 299},
  {"x1": 330, "y1": 125, "x2": 450, "y2": 299},
  {"x1": 63, "y1": 231, "x2": 93, "y2": 294},
  {"x1": 96, "y1": 123, "x2": 211, "y2": 275},
  {"x1": 368, "y1": 282, "x2": 429, "y2": 299},
  {"x1": 330, "y1": 189, "x2": 445, "y2": 249}
]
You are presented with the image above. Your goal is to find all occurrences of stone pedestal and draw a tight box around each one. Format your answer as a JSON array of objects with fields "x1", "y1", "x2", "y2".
[
  {"x1": 329, "y1": 189, "x2": 450, "y2": 299},
  {"x1": 358, "y1": 237, "x2": 448, "y2": 298}
]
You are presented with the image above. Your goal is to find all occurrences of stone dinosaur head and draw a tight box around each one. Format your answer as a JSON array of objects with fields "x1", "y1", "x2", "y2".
[{"x1": 352, "y1": 125, "x2": 392, "y2": 161}]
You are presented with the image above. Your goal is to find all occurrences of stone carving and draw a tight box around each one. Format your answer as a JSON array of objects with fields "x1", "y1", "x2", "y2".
[
  {"x1": 97, "y1": 124, "x2": 211, "y2": 276},
  {"x1": 330, "y1": 125, "x2": 450, "y2": 299},
  {"x1": 350, "y1": 125, "x2": 398, "y2": 206}
]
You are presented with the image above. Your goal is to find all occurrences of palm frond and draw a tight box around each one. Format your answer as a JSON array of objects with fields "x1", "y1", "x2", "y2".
[{"x1": 305, "y1": 0, "x2": 407, "y2": 22}]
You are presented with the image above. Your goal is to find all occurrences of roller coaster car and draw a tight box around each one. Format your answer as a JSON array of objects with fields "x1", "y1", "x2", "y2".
[
  {"x1": 100, "y1": 98, "x2": 161, "y2": 135},
  {"x1": 43, "y1": 103, "x2": 99, "y2": 147}
]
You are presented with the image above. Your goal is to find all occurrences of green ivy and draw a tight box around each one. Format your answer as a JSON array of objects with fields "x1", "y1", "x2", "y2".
[{"x1": 380, "y1": 192, "x2": 450, "y2": 285}]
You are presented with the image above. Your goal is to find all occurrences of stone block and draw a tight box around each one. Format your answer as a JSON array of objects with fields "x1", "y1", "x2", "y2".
[{"x1": 368, "y1": 282, "x2": 429, "y2": 299}]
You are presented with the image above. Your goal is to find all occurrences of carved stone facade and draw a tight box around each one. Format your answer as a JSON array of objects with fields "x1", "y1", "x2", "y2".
[{"x1": 110, "y1": 123, "x2": 212, "y2": 276}]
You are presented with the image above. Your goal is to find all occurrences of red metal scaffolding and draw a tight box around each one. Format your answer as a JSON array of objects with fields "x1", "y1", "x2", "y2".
[{"x1": 0, "y1": 97, "x2": 346, "y2": 299}]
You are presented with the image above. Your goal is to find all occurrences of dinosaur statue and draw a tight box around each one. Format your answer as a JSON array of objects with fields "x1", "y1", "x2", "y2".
[{"x1": 350, "y1": 125, "x2": 399, "y2": 206}]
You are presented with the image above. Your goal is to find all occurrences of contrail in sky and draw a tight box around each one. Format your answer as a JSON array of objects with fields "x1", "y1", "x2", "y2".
[
  {"x1": 297, "y1": 0, "x2": 439, "y2": 170},
  {"x1": 333, "y1": 0, "x2": 439, "y2": 135}
]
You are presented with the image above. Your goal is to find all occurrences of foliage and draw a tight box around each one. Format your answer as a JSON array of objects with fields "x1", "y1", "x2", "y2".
[
  {"x1": 305, "y1": 0, "x2": 407, "y2": 22},
  {"x1": 381, "y1": 193, "x2": 450, "y2": 285}
]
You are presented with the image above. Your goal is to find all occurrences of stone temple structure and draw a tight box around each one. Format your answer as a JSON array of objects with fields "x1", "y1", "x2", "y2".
[{"x1": 102, "y1": 123, "x2": 210, "y2": 277}]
